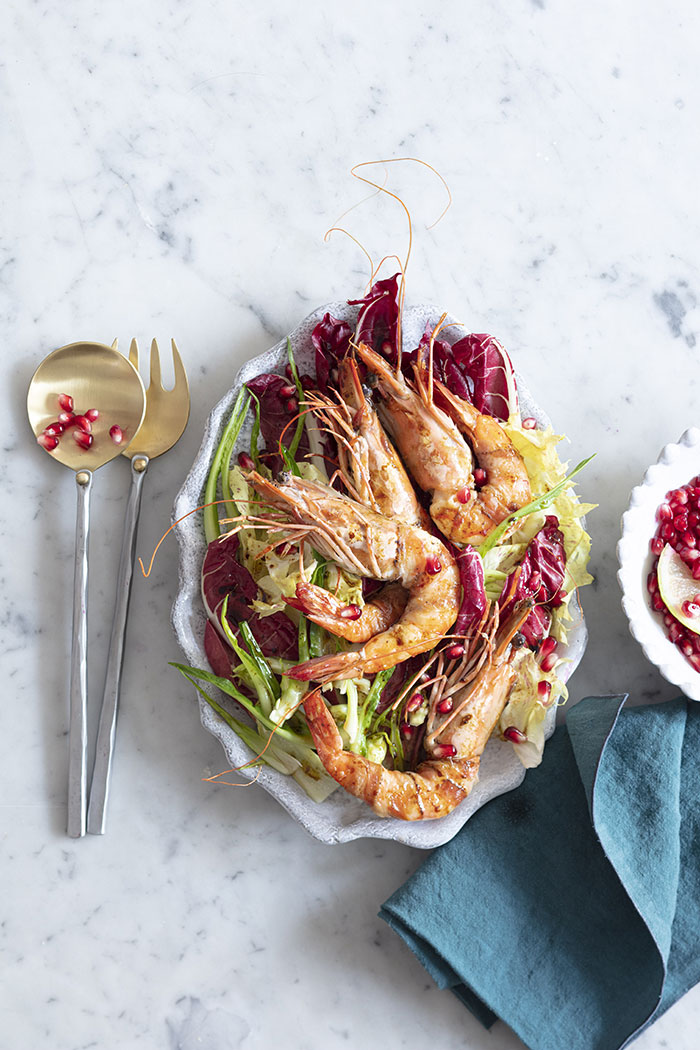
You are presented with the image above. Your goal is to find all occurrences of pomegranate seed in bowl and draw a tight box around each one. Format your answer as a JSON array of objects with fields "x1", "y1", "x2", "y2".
[
  {"x1": 58, "y1": 393, "x2": 74, "y2": 412},
  {"x1": 109, "y1": 425, "x2": 124, "y2": 445},
  {"x1": 73, "y1": 429, "x2": 93, "y2": 450}
]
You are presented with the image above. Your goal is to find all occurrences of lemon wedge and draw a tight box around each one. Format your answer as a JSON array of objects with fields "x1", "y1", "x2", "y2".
[{"x1": 657, "y1": 544, "x2": 700, "y2": 634}]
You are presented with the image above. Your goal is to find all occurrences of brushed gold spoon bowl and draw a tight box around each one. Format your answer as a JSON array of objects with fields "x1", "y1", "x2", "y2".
[{"x1": 27, "y1": 341, "x2": 146, "y2": 837}]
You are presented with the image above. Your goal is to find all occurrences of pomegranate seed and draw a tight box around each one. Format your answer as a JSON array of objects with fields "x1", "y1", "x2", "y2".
[
  {"x1": 437, "y1": 697, "x2": 453, "y2": 714},
  {"x1": 285, "y1": 364, "x2": 293, "y2": 380},
  {"x1": 657, "y1": 503, "x2": 673, "y2": 521},
  {"x1": 683, "y1": 531, "x2": 697, "y2": 549},
  {"x1": 73, "y1": 429, "x2": 93, "y2": 450},
  {"x1": 445, "y1": 644, "x2": 465, "y2": 660},
  {"x1": 538, "y1": 680, "x2": 552, "y2": 701},
  {"x1": 58, "y1": 393, "x2": 74, "y2": 412},
  {"x1": 503, "y1": 726, "x2": 527, "y2": 743},
  {"x1": 420, "y1": 672, "x2": 431, "y2": 683},
  {"x1": 406, "y1": 692, "x2": 423, "y2": 712},
  {"x1": 664, "y1": 612, "x2": 675, "y2": 627},
  {"x1": 647, "y1": 572, "x2": 658, "y2": 594},
  {"x1": 426, "y1": 555, "x2": 442, "y2": 575},
  {"x1": 285, "y1": 399, "x2": 297, "y2": 413},
  {"x1": 669, "y1": 622, "x2": 682, "y2": 644},
  {"x1": 671, "y1": 488, "x2": 689, "y2": 505},
  {"x1": 237, "y1": 451, "x2": 255, "y2": 470},
  {"x1": 692, "y1": 562, "x2": 700, "y2": 580},
  {"x1": 339, "y1": 604, "x2": 362, "y2": 620},
  {"x1": 85, "y1": 408, "x2": 99, "y2": 422},
  {"x1": 541, "y1": 652, "x2": 557, "y2": 673},
  {"x1": 689, "y1": 512, "x2": 700, "y2": 528},
  {"x1": 456, "y1": 487, "x2": 471, "y2": 504},
  {"x1": 109, "y1": 425, "x2": 124, "y2": 445},
  {"x1": 682, "y1": 600, "x2": 700, "y2": 618},
  {"x1": 682, "y1": 641, "x2": 694, "y2": 657},
  {"x1": 521, "y1": 417, "x2": 537, "y2": 430},
  {"x1": 474, "y1": 468, "x2": 487, "y2": 486},
  {"x1": 58, "y1": 411, "x2": 75, "y2": 425},
  {"x1": 540, "y1": 636, "x2": 557, "y2": 658},
  {"x1": 650, "y1": 537, "x2": 664, "y2": 555},
  {"x1": 37, "y1": 432, "x2": 58, "y2": 451},
  {"x1": 432, "y1": 743, "x2": 457, "y2": 758},
  {"x1": 674, "y1": 514, "x2": 689, "y2": 531},
  {"x1": 73, "y1": 415, "x2": 92, "y2": 433},
  {"x1": 401, "y1": 724, "x2": 414, "y2": 738},
  {"x1": 43, "y1": 421, "x2": 64, "y2": 437},
  {"x1": 279, "y1": 384, "x2": 296, "y2": 398},
  {"x1": 652, "y1": 593, "x2": 665, "y2": 612},
  {"x1": 661, "y1": 523, "x2": 676, "y2": 543}
]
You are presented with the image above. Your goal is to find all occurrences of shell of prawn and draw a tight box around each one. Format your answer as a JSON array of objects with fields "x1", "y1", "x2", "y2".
[
  {"x1": 245, "y1": 470, "x2": 460, "y2": 681},
  {"x1": 303, "y1": 612, "x2": 524, "y2": 821}
]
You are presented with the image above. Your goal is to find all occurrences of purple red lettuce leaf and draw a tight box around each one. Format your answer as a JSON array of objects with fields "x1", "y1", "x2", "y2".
[
  {"x1": 453, "y1": 546, "x2": 488, "y2": 635},
  {"x1": 311, "y1": 313, "x2": 353, "y2": 394},
  {"x1": 451, "y1": 333, "x2": 518, "y2": 421},
  {"x1": 499, "y1": 515, "x2": 566, "y2": 647},
  {"x1": 348, "y1": 274, "x2": 400, "y2": 361},
  {"x1": 245, "y1": 372, "x2": 310, "y2": 472}
]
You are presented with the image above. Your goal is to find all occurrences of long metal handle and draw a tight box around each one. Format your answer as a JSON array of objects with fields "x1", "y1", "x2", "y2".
[
  {"x1": 67, "y1": 469, "x2": 92, "y2": 838},
  {"x1": 87, "y1": 456, "x2": 149, "y2": 835}
]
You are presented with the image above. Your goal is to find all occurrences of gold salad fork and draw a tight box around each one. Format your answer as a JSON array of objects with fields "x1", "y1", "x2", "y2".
[{"x1": 87, "y1": 339, "x2": 190, "y2": 834}]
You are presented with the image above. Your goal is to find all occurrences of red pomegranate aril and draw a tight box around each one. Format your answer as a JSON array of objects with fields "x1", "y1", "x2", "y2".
[
  {"x1": 109, "y1": 425, "x2": 124, "y2": 445},
  {"x1": 58, "y1": 411, "x2": 75, "y2": 425},
  {"x1": 406, "y1": 692, "x2": 424, "y2": 712},
  {"x1": 73, "y1": 415, "x2": 92, "y2": 433},
  {"x1": 521, "y1": 417, "x2": 537, "y2": 430},
  {"x1": 85, "y1": 408, "x2": 99, "y2": 422},
  {"x1": 540, "y1": 636, "x2": 557, "y2": 658},
  {"x1": 456, "y1": 487, "x2": 471, "y2": 504},
  {"x1": 73, "y1": 429, "x2": 93, "y2": 450},
  {"x1": 43, "y1": 421, "x2": 64, "y2": 438},
  {"x1": 37, "y1": 432, "x2": 58, "y2": 451},
  {"x1": 279, "y1": 384, "x2": 296, "y2": 399},
  {"x1": 661, "y1": 523, "x2": 676, "y2": 543},
  {"x1": 474, "y1": 468, "x2": 487, "y2": 486},
  {"x1": 684, "y1": 532, "x2": 697, "y2": 549},
  {"x1": 690, "y1": 512, "x2": 700, "y2": 528},
  {"x1": 285, "y1": 363, "x2": 293, "y2": 380},
  {"x1": 657, "y1": 503, "x2": 673, "y2": 522},
  {"x1": 426, "y1": 555, "x2": 442, "y2": 575},
  {"x1": 650, "y1": 537, "x2": 664, "y2": 556},
  {"x1": 237, "y1": 451, "x2": 255, "y2": 470},
  {"x1": 432, "y1": 743, "x2": 457, "y2": 758},
  {"x1": 674, "y1": 514, "x2": 689, "y2": 531},
  {"x1": 503, "y1": 726, "x2": 527, "y2": 743},
  {"x1": 285, "y1": 399, "x2": 297, "y2": 414},
  {"x1": 58, "y1": 393, "x2": 74, "y2": 412},
  {"x1": 681, "y1": 641, "x2": 694, "y2": 657},
  {"x1": 671, "y1": 488, "x2": 689, "y2": 505},
  {"x1": 682, "y1": 600, "x2": 700, "y2": 619},
  {"x1": 538, "y1": 680, "x2": 552, "y2": 701},
  {"x1": 401, "y1": 724, "x2": 414, "y2": 738},
  {"x1": 445, "y1": 644, "x2": 465, "y2": 660},
  {"x1": 647, "y1": 572, "x2": 658, "y2": 594},
  {"x1": 339, "y1": 604, "x2": 362, "y2": 620},
  {"x1": 652, "y1": 593, "x2": 665, "y2": 612},
  {"x1": 541, "y1": 652, "x2": 557, "y2": 673},
  {"x1": 437, "y1": 697, "x2": 453, "y2": 714}
]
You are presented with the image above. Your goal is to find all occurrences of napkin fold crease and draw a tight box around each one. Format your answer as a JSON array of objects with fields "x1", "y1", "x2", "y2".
[{"x1": 380, "y1": 695, "x2": 700, "y2": 1050}]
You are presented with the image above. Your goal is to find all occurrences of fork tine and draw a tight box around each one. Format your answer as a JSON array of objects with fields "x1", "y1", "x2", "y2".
[
  {"x1": 149, "y1": 338, "x2": 163, "y2": 389},
  {"x1": 170, "y1": 339, "x2": 189, "y2": 392},
  {"x1": 128, "y1": 338, "x2": 139, "y2": 371}
]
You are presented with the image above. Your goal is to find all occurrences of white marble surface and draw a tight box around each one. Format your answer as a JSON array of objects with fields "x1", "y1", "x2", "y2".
[{"x1": 3, "y1": 1, "x2": 700, "y2": 1047}]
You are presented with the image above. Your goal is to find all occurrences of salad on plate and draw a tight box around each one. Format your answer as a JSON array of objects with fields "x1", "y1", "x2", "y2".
[{"x1": 173, "y1": 274, "x2": 594, "y2": 824}]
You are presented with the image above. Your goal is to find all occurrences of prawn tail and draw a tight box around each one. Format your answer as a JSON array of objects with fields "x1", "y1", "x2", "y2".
[
  {"x1": 303, "y1": 688, "x2": 344, "y2": 757},
  {"x1": 286, "y1": 649, "x2": 363, "y2": 683},
  {"x1": 285, "y1": 581, "x2": 408, "y2": 643}
]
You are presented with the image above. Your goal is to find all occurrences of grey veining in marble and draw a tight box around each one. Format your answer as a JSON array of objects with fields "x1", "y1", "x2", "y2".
[{"x1": 3, "y1": 1, "x2": 700, "y2": 1047}]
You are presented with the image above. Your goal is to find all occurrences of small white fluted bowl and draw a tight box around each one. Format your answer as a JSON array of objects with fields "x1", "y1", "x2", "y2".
[{"x1": 617, "y1": 427, "x2": 700, "y2": 702}]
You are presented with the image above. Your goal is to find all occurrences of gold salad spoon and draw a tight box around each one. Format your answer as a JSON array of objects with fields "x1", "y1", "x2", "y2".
[{"x1": 27, "y1": 341, "x2": 146, "y2": 837}]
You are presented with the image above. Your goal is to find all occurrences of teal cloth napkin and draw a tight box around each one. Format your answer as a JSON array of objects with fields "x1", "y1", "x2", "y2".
[{"x1": 380, "y1": 695, "x2": 700, "y2": 1050}]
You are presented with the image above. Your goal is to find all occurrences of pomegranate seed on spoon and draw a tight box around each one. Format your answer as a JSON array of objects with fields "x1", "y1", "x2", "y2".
[
  {"x1": 58, "y1": 393, "x2": 74, "y2": 412},
  {"x1": 109, "y1": 425, "x2": 124, "y2": 445},
  {"x1": 58, "y1": 411, "x2": 75, "y2": 425},
  {"x1": 43, "y1": 421, "x2": 64, "y2": 438},
  {"x1": 37, "y1": 433, "x2": 58, "y2": 451},
  {"x1": 73, "y1": 415, "x2": 92, "y2": 433},
  {"x1": 85, "y1": 408, "x2": 99, "y2": 422},
  {"x1": 73, "y1": 429, "x2": 93, "y2": 450}
]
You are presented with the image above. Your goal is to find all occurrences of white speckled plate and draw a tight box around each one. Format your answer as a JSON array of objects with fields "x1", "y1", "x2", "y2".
[
  {"x1": 172, "y1": 303, "x2": 588, "y2": 847},
  {"x1": 617, "y1": 427, "x2": 700, "y2": 702}
]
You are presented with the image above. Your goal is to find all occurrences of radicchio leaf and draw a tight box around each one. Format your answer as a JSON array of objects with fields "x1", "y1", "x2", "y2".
[
  {"x1": 499, "y1": 515, "x2": 566, "y2": 647},
  {"x1": 349, "y1": 274, "x2": 400, "y2": 361},
  {"x1": 453, "y1": 546, "x2": 487, "y2": 635},
  {"x1": 311, "y1": 313, "x2": 353, "y2": 393},
  {"x1": 451, "y1": 333, "x2": 518, "y2": 421},
  {"x1": 245, "y1": 372, "x2": 310, "y2": 473}
]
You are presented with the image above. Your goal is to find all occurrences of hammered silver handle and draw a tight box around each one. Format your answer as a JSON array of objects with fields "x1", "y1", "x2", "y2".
[
  {"x1": 87, "y1": 456, "x2": 149, "y2": 835},
  {"x1": 67, "y1": 469, "x2": 92, "y2": 838}
]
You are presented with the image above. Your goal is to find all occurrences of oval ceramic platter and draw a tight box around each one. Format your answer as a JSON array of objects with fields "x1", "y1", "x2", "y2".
[{"x1": 172, "y1": 303, "x2": 588, "y2": 848}]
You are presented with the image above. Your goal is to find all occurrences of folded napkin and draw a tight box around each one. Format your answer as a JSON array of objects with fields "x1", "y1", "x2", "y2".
[{"x1": 380, "y1": 695, "x2": 700, "y2": 1050}]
